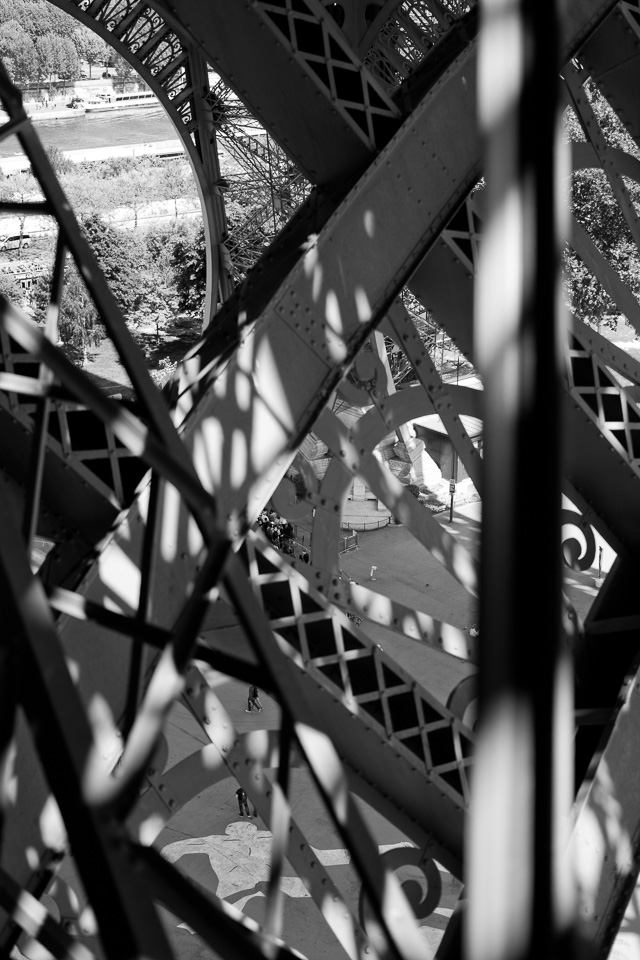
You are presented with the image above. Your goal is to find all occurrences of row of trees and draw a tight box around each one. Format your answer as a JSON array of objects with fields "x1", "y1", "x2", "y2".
[
  {"x1": 53, "y1": 154, "x2": 199, "y2": 225},
  {"x1": 22, "y1": 214, "x2": 199, "y2": 367},
  {"x1": 0, "y1": 152, "x2": 201, "y2": 246},
  {"x1": 0, "y1": 150, "x2": 270, "y2": 368},
  {"x1": 0, "y1": 0, "x2": 129, "y2": 89}
]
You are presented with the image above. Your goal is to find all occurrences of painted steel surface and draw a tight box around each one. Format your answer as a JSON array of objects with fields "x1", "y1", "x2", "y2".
[{"x1": 4, "y1": 0, "x2": 640, "y2": 958}]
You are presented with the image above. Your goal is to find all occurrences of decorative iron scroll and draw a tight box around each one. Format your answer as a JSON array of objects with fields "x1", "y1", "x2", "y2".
[
  {"x1": 359, "y1": 846, "x2": 446, "y2": 951},
  {"x1": 561, "y1": 507, "x2": 597, "y2": 571}
]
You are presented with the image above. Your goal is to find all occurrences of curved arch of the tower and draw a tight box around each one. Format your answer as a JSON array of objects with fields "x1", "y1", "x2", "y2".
[{"x1": 0, "y1": 0, "x2": 638, "y2": 957}]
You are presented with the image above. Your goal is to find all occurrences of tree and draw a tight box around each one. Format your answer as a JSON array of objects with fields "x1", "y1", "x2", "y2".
[
  {"x1": 0, "y1": 20, "x2": 37, "y2": 85},
  {"x1": 118, "y1": 160, "x2": 160, "y2": 228},
  {"x1": 29, "y1": 214, "x2": 151, "y2": 362},
  {"x1": 171, "y1": 224, "x2": 207, "y2": 315},
  {"x1": 0, "y1": 272, "x2": 25, "y2": 305},
  {"x1": 0, "y1": 170, "x2": 42, "y2": 257},
  {"x1": 47, "y1": 145, "x2": 74, "y2": 177},
  {"x1": 156, "y1": 161, "x2": 197, "y2": 218},
  {"x1": 134, "y1": 272, "x2": 173, "y2": 345},
  {"x1": 31, "y1": 265, "x2": 103, "y2": 366},
  {"x1": 61, "y1": 166, "x2": 120, "y2": 221},
  {"x1": 80, "y1": 213, "x2": 145, "y2": 317},
  {"x1": 0, "y1": 0, "x2": 79, "y2": 43},
  {"x1": 113, "y1": 52, "x2": 134, "y2": 92},
  {"x1": 74, "y1": 26, "x2": 106, "y2": 79},
  {"x1": 56, "y1": 34, "x2": 79, "y2": 92},
  {"x1": 59, "y1": 266, "x2": 103, "y2": 365},
  {"x1": 36, "y1": 33, "x2": 78, "y2": 93}
]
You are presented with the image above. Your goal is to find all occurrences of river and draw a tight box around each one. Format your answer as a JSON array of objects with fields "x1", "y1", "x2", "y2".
[{"x1": 0, "y1": 106, "x2": 175, "y2": 158}]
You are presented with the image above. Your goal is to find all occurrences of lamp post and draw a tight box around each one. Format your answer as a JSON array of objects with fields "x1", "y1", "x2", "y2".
[{"x1": 449, "y1": 449, "x2": 458, "y2": 523}]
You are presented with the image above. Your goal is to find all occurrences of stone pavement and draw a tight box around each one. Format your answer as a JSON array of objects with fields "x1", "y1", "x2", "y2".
[
  {"x1": 150, "y1": 501, "x2": 613, "y2": 959},
  {"x1": 340, "y1": 498, "x2": 610, "y2": 636},
  {"x1": 153, "y1": 680, "x2": 461, "y2": 960},
  {"x1": 155, "y1": 769, "x2": 455, "y2": 960},
  {"x1": 15, "y1": 504, "x2": 613, "y2": 960}
]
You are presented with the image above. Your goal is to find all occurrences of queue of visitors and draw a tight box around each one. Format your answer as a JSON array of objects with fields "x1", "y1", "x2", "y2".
[{"x1": 257, "y1": 509, "x2": 309, "y2": 562}]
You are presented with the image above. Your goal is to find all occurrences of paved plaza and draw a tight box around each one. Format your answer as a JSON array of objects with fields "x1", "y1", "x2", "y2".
[
  {"x1": 149, "y1": 503, "x2": 612, "y2": 958},
  {"x1": 18, "y1": 507, "x2": 611, "y2": 960}
]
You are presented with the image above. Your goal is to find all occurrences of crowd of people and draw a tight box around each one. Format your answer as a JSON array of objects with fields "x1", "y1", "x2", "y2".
[{"x1": 257, "y1": 510, "x2": 309, "y2": 562}]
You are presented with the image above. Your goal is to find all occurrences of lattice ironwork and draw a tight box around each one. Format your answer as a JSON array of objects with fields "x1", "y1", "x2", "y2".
[
  {"x1": 243, "y1": 530, "x2": 474, "y2": 808},
  {"x1": 255, "y1": 0, "x2": 400, "y2": 147},
  {"x1": 363, "y1": 0, "x2": 477, "y2": 94},
  {"x1": 67, "y1": 0, "x2": 198, "y2": 138},
  {"x1": 567, "y1": 326, "x2": 640, "y2": 471},
  {"x1": 207, "y1": 78, "x2": 312, "y2": 277},
  {"x1": 0, "y1": 42, "x2": 470, "y2": 960},
  {"x1": 4, "y1": 0, "x2": 640, "y2": 958},
  {"x1": 0, "y1": 329, "x2": 147, "y2": 508}
]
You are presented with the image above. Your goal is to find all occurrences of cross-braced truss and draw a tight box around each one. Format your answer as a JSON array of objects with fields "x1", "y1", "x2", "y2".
[{"x1": 3, "y1": 1, "x2": 640, "y2": 959}]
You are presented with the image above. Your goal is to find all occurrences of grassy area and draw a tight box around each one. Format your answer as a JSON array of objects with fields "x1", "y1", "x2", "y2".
[{"x1": 81, "y1": 315, "x2": 202, "y2": 398}]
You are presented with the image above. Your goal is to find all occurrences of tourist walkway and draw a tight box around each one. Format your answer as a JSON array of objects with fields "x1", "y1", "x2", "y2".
[
  {"x1": 44, "y1": 504, "x2": 614, "y2": 960},
  {"x1": 149, "y1": 506, "x2": 611, "y2": 959}
]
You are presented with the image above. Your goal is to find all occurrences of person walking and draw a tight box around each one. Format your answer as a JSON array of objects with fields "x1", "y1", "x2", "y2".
[
  {"x1": 236, "y1": 787, "x2": 251, "y2": 817},
  {"x1": 370, "y1": 565, "x2": 377, "y2": 581},
  {"x1": 246, "y1": 684, "x2": 263, "y2": 712}
]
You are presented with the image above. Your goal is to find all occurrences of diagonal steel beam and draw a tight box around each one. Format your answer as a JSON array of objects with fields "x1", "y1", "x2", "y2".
[{"x1": 0, "y1": 497, "x2": 174, "y2": 958}]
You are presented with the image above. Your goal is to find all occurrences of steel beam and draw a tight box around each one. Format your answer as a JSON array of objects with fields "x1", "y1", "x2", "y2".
[
  {"x1": 465, "y1": 3, "x2": 572, "y2": 960},
  {"x1": 0, "y1": 1, "x2": 634, "y2": 957},
  {"x1": 569, "y1": 653, "x2": 640, "y2": 956},
  {"x1": 152, "y1": 0, "x2": 400, "y2": 187},
  {"x1": 577, "y1": 2, "x2": 640, "y2": 152}
]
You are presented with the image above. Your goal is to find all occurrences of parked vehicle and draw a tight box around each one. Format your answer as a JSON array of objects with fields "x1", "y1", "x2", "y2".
[
  {"x1": 102, "y1": 71, "x2": 113, "y2": 79},
  {"x1": 0, "y1": 235, "x2": 30, "y2": 251}
]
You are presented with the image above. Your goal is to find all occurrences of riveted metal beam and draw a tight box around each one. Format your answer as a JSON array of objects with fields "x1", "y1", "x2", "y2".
[
  {"x1": 152, "y1": 0, "x2": 399, "y2": 186},
  {"x1": 0, "y1": 1, "x2": 635, "y2": 956}
]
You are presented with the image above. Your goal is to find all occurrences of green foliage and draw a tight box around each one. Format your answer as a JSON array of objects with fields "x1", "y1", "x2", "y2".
[
  {"x1": 73, "y1": 26, "x2": 106, "y2": 78},
  {"x1": 0, "y1": 169, "x2": 41, "y2": 205},
  {"x1": 0, "y1": 1, "x2": 97, "y2": 85},
  {"x1": 59, "y1": 267, "x2": 104, "y2": 363},
  {"x1": 60, "y1": 165, "x2": 119, "y2": 220},
  {"x1": 63, "y1": 158, "x2": 196, "y2": 228},
  {"x1": 81, "y1": 214, "x2": 142, "y2": 317},
  {"x1": 0, "y1": 0, "x2": 77, "y2": 42},
  {"x1": 117, "y1": 159, "x2": 161, "y2": 226},
  {"x1": 47, "y1": 145, "x2": 74, "y2": 176},
  {"x1": 113, "y1": 52, "x2": 134, "y2": 91},
  {"x1": 0, "y1": 20, "x2": 37, "y2": 85},
  {"x1": 0, "y1": 272, "x2": 25, "y2": 303},
  {"x1": 36, "y1": 33, "x2": 78, "y2": 89},
  {"x1": 565, "y1": 82, "x2": 640, "y2": 331},
  {"x1": 0, "y1": 170, "x2": 42, "y2": 257},
  {"x1": 31, "y1": 266, "x2": 104, "y2": 365},
  {"x1": 156, "y1": 162, "x2": 195, "y2": 216},
  {"x1": 145, "y1": 220, "x2": 188, "y2": 274},
  {"x1": 171, "y1": 224, "x2": 207, "y2": 315}
]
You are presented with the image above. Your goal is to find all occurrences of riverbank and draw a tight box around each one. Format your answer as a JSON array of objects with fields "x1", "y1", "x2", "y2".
[
  {"x1": 0, "y1": 96, "x2": 162, "y2": 124},
  {"x1": 0, "y1": 138, "x2": 184, "y2": 174}
]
